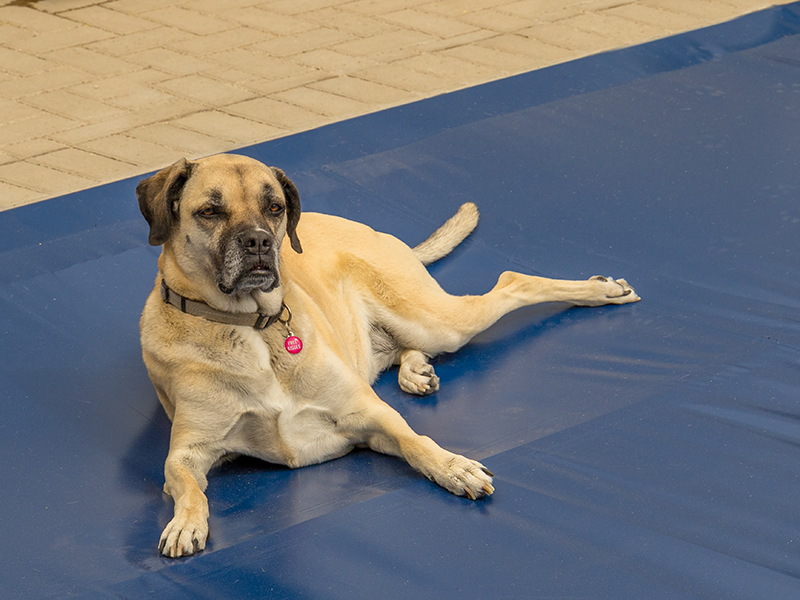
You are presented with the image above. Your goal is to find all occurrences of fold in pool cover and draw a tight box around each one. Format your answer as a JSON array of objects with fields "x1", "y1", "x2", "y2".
[{"x1": 2, "y1": 4, "x2": 800, "y2": 599}]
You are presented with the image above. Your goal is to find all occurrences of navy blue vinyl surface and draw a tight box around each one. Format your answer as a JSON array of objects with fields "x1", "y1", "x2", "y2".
[{"x1": 3, "y1": 5, "x2": 800, "y2": 598}]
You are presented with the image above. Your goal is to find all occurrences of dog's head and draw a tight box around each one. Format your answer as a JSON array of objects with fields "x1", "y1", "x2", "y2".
[{"x1": 136, "y1": 154, "x2": 302, "y2": 299}]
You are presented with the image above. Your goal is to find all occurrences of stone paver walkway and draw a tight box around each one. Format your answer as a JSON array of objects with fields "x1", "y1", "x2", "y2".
[{"x1": 0, "y1": 0, "x2": 793, "y2": 209}]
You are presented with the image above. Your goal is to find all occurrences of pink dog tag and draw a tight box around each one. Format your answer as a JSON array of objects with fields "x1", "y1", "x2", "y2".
[{"x1": 285, "y1": 335, "x2": 303, "y2": 354}]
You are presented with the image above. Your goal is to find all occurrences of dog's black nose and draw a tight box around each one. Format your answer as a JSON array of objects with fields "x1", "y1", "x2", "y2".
[{"x1": 239, "y1": 229, "x2": 272, "y2": 254}]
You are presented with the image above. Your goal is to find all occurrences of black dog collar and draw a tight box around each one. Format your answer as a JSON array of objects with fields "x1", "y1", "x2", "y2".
[{"x1": 160, "y1": 279, "x2": 286, "y2": 330}]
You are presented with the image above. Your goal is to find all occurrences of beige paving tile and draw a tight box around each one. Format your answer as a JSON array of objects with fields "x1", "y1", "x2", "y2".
[
  {"x1": 21, "y1": 90, "x2": 128, "y2": 123},
  {"x1": 6, "y1": 24, "x2": 115, "y2": 54},
  {"x1": 249, "y1": 27, "x2": 355, "y2": 58},
  {"x1": 123, "y1": 48, "x2": 216, "y2": 76},
  {"x1": 456, "y1": 9, "x2": 535, "y2": 32},
  {"x1": 355, "y1": 62, "x2": 462, "y2": 94},
  {"x1": 220, "y1": 7, "x2": 317, "y2": 34},
  {"x1": 128, "y1": 123, "x2": 230, "y2": 157},
  {"x1": 478, "y1": 34, "x2": 579, "y2": 63},
  {"x1": 519, "y1": 22, "x2": 619, "y2": 53},
  {"x1": 393, "y1": 53, "x2": 499, "y2": 84},
  {"x1": 171, "y1": 110, "x2": 288, "y2": 143},
  {"x1": 0, "y1": 113, "x2": 82, "y2": 145},
  {"x1": 237, "y1": 71, "x2": 334, "y2": 96},
  {"x1": 106, "y1": 0, "x2": 177, "y2": 15},
  {"x1": 3, "y1": 138, "x2": 69, "y2": 160},
  {"x1": 309, "y1": 75, "x2": 418, "y2": 105},
  {"x1": 139, "y1": 6, "x2": 236, "y2": 35},
  {"x1": 167, "y1": 27, "x2": 271, "y2": 56},
  {"x1": 421, "y1": 0, "x2": 516, "y2": 14},
  {"x1": 499, "y1": 0, "x2": 585, "y2": 18},
  {"x1": 343, "y1": 0, "x2": 430, "y2": 17},
  {"x1": 182, "y1": 0, "x2": 264, "y2": 12},
  {"x1": 206, "y1": 48, "x2": 304, "y2": 80},
  {"x1": 36, "y1": 0, "x2": 103, "y2": 13},
  {"x1": 441, "y1": 43, "x2": 567, "y2": 73},
  {"x1": 41, "y1": 47, "x2": 138, "y2": 76},
  {"x1": 272, "y1": 86, "x2": 371, "y2": 118},
  {"x1": 560, "y1": 11, "x2": 670, "y2": 44},
  {"x1": 290, "y1": 48, "x2": 377, "y2": 73},
  {"x1": 303, "y1": 7, "x2": 394, "y2": 35},
  {"x1": 0, "y1": 67, "x2": 94, "y2": 99},
  {"x1": 0, "y1": 181, "x2": 45, "y2": 210},
  {"x1": 32, "y1": 147, "x2": 139, "y2": 180},
  {"x1": 0, "y1": 22, "x2": 31, "y2": 43},
  {"x1": 0, "y1": 149, "x2": 16, "y2": 166},
  {"x1": 86, "y1": 26, "x2": 196, "y2": 57},
  {"x1": 0, "y1": 46, "x2": 56, "y2": 75},
  {"x1": 638, "y1": 0, "x2": 734, "y2": 22},
  {"x1": 0, "y1": 98, "x2": 43, "y2": 125},
  {"x1": 154, "y1": 74, "x2": 256, "y2": 105},
  {"x1": 332, "y1": 28, "x2": 436, "y2": 57},
  {"x1": 63, "y1": 6, "x2": 161, "y2": 34},
  {"x1": 379, "y1": 9, "x2": 480, "y2": 37},
  {"x1": 224, "y1": 97, "x2": 330, "y2": 131},
  {"x1": 68, "y1": 68, "x2": 173, "y2": 101},
  {"x1": 0, "y1": 5, "x2": 77, "y2": 32},
  {"x1": 260, "y1": 0, "x2": 347, "y2": 15},
  {"x1": 0, "y1": 160, "x2": 97, "y2": 194},
  {"x1": 603, "y1": 3, "x2": 711, "y2": 32},
  {"x1": 105, "y1": 87, "x2": 188, "y2": 112},
  {"x1": 79, "y1": 135, "x2": 181, "y2": 167}
]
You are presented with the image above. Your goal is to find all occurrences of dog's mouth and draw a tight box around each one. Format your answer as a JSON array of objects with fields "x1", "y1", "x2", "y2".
[{"x1": 218, "y1": 263, "x2": 278, "y2": 295}]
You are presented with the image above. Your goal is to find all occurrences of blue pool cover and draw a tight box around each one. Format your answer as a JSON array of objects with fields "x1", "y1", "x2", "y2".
[{"x1": 2, "y1": 4, "x2": 800, "y2": 598}]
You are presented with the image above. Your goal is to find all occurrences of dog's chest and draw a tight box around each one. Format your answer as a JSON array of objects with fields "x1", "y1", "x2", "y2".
[{"x1": 222, "y1": 328, "x2": 353, "y2": 468}]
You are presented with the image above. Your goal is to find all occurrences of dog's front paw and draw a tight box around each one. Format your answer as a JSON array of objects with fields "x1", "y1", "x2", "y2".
[
  {"x1": 399, "y1": 356, "x2": 440, "y2": 396},
  {"x1": 159, "y1": 513, "x2": 209, "y2": 558},
  {"x1": 428, "y1": 453, "x2": 495, "y2": 500}
]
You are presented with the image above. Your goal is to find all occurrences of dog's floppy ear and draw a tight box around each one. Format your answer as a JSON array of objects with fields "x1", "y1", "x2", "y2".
[
  {"x1": 272, "y1": 167, "x2": 302, "y2": 254},
  {"x1": 136, "y1": 158, "x2": 193, "y2": 246}
]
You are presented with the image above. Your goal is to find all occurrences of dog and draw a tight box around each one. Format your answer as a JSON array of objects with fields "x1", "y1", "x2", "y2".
[{"x1": 136, "y1": 153, "x2": 639, "y2": 558}]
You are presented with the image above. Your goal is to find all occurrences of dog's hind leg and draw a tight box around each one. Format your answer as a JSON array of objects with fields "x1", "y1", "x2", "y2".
[{"x1": 390, "y1": 271, "x2": 640, "y2": 360}]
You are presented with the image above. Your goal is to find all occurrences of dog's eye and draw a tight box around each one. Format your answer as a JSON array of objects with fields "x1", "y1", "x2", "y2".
[
  {"x1": 198, "y1": 207, "x2": 218, "y2": 217},
  {"x1": 269, "y1": 203, "x2": 284, "y2": 214}
]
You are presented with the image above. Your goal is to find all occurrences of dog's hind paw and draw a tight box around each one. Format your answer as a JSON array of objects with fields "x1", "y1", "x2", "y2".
[{"x1": 398, "y1": 351, "x2": 440, "y2": 396}]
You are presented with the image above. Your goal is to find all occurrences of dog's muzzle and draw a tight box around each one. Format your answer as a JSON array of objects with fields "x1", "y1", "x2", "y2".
[{"x1": 218, "y1": 228, "x2": 280, "y2": 295}]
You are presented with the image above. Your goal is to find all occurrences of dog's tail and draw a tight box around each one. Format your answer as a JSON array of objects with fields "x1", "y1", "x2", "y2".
[{"x1": 413, "y1": 202, "x2": 479, "y2": 265}]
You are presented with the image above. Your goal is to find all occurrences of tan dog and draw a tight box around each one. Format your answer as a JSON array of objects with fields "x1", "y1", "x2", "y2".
[{"x1": 136, "y1": 153, "x2": 639, "y2": 558}]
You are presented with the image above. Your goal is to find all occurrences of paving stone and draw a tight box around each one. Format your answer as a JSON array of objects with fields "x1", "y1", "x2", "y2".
[
  {"x1": 250, "y1": 27, "x2": 355, "y2": 58},
  {"x1": 154, "y1": 74, "x2": 256, "y2": 106},
  {"x1": 206, "y1": 48, "x2": 304, "y2": 80},
  {"x1": 604, "y1": 3, "x2": 711, "y2": 32},
  {"x1": 309, "y1": 75, "x2": 417, "y2": 105},
  {"x1": 379, "y1": 9, "x2": 480, "y2": 37},
  {"x1": 0, "y1": 113, "x2": 82, "y2": 146},
  {"x1": 3, "y1": 138, "x2": 69, "y2": 160},
  {"x1": 332, "y1": 28, "x2": 435, "y2": 57},
  {"x1": 171, "y1": 110, "x2": 288, "y2": 143},
  {"x1": 0, "y1": 5, "x2": 77, "y2": 32},
  {"x1": 139, "y1": 6, "x2": 236, "y2": 35},
  {"x1": 41, "y1": 47, "x2": 138, "y2": 76},
  {"x1": 86, "y1": 27, "x2": 196, "y2": 57},
  {"x1": 355, "y1": 62, "x2": 463, "y2": 94},
  {"x1": 0, "y1": 46, "x2": 55, "y2": 75},
  {"x1": 128, "y1": 123, "x2": 230, "y2": 157},
  {"x1": 68, "y1": 69, "x2": 173, "y2": 101},
  {"x1": 290, "y1": 48, "x2": 378, "y2": 73},
  {"x1": 63, "y1": 6, "x2": 161, "y2": 34},
  {"x1": 222, "y1": 7, "x2": 317, "y2": 34},
  {"x1": 0, "y1": 67, "x2": 93, "y2": 99},
  {"x1": 343, "y1": 0, "x2": 431, "y2": 17},
  {"x1": 122, "y1": 48, "x2": 216, "y2": 76},
  {"x1": 6, "y1": 24, "x2": 115, "y2": 54},
  {"x1": 167, "y1": 27, "x2": 272, "y2": 56},
  {"x1": 225, "y1": 97, "x2": 331, "y2": 131},
  {"x1": 22, "y1": 89, "x2": 128, "y2": 123},
  {"x1": 303, "y1": 7, "x2": 393, "y2": 34},
  {"x1": 0, "y1": 98, "x2": 43, "y2": 125},
  {"x1": 272, "y1": 86, "x2": 371, "y2": 118},
  {"x1": 32, "y1": 147, "x2": 138, "y2": 180},
  {"x1": 0, "y1": 160, "x2": 97, "y2": 194},
  {"x1": 562, "y1": 11, "x2": 670, "y2": 44},
  {"x1": 0, "y1": 181, "x2": 44, "y2": 210},
  {"x1": 79, "y1": 135, "x2": 181, "y2": 167}
]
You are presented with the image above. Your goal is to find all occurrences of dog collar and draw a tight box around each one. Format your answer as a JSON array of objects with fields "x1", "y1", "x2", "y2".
[{"x1": 160, "y1": 279, "x2": 285, "y2": 330}]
